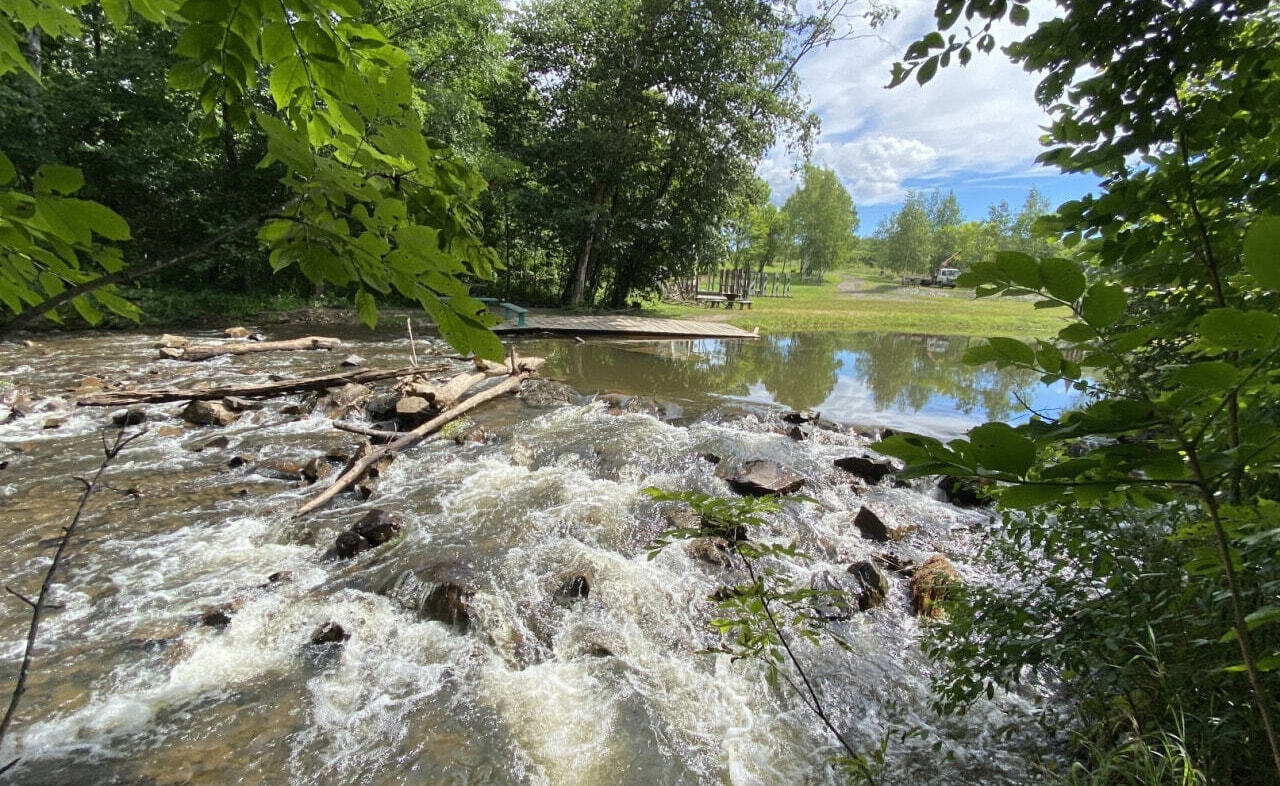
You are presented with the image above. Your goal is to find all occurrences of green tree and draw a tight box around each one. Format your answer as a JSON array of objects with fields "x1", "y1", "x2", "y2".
[
  {"x1": 0, "y1": 0, "x2": 502, "y2": 358},
  {"x1": 885, "y1": 1, "x2": 1280, "y2": 780},
  {"x1": 782, "y1": 163, "x2": 859, "y2": 277},
  {"x1": 875, "y1": 189, "x2": 931, "y2": 274},
  {"x1": 504, "y1": 0, "x2": 887, "y2": 307}
]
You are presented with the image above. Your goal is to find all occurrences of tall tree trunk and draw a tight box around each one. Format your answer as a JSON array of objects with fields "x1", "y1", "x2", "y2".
[{"x1": 568, "y1": 179, "x2": 608, "y2": 306}]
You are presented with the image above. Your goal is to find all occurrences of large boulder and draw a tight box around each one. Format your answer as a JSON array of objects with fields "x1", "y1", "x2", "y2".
[
  {"x1": 182, "y1": 400, "x2": 239, "y2": 427},
  {"x1": 834, "y1": 455, "x2": 896, "y2": 485},
  {"x1": 727, "y1": 459, "x2": 805, "y2": 496},
  {"x1": 911, "y1": 554, "x2": 961, "y2": 620}
]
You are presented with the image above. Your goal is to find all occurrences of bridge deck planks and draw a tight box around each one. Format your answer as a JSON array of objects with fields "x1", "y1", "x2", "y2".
[{"x1": 494, "y1": 314, "x2": 756, "y2": 339}]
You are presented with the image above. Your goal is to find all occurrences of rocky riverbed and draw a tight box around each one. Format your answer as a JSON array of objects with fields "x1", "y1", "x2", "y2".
[{"x1": 0, "y1": 327, "x2": 1048, "y2": 785}]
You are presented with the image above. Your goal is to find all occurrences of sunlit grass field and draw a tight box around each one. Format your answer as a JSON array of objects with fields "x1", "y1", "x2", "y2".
[{"x1": 643, "y1": 270, "x2": 1068, "y2": 338}]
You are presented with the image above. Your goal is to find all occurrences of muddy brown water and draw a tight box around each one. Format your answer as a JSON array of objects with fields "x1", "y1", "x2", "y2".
[{"x1": 0, "y1": 326, "x2": 1060, "y2": 784}]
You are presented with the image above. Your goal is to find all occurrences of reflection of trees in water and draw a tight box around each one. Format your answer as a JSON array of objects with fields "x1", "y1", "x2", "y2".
[
  {"x1": 536, "y1": 331, "x2": 1045, "y2": 419},
  {"x1": 845, "y1": 332, "x2": 1040, "y2": 420}
]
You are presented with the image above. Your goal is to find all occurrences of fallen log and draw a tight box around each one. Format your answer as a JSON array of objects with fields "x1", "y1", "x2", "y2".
[
  {"x1": 78, "y1": 364, "x2": 447, "y2": 407},
  {"x1": 296, "y1": 356, "x2": 544, "y2": 517},
  {"x1": 159, "y1": 336, "x2": 341, "y2": 362},
  {"x1": 333, "y1": 422, "x2": 401, "y2": 443}
]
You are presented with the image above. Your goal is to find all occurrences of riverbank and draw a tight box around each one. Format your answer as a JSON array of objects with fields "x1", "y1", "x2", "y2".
[
  {"x1": 54, "y1": 273, "x2": 1064, "y2": 340},
  {"x1": 642, "y1": 272, "x2": 1068, "y2": 338}
]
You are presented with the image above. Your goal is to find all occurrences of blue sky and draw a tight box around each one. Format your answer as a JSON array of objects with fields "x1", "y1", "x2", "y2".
[{"x1": 760, "y1": 0, "x2": 1099, "y2": 234}]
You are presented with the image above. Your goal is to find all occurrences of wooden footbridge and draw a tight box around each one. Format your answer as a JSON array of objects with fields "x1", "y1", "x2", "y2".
[{"x1": 493, "y1": 314, "x2": 757, "y2": 339}]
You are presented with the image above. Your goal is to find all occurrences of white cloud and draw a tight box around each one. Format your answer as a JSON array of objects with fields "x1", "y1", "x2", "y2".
[{"x1": 763, "y1": 0, "x2": 1060, "y2": 205}]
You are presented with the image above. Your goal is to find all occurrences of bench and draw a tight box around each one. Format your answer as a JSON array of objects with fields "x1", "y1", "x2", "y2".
[
  {"x1": 695, "y1": 294, "x2": 728, "y2": 307},
  {"x1": 498, "y1": 302, "x2": 528, "y2": 326}
]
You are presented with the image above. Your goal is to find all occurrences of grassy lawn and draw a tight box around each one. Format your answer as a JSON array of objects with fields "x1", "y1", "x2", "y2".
[{"x1": 643, "y1": 271, "x2": 1069, "y2": 338}]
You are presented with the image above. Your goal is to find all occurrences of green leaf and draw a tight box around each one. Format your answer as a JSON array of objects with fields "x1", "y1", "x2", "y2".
[
  {"x1": 1080, "y1": 282, "x2": 1125, "y2": 328},
  {"x1": 1038, "y1": 257, "x2": 1086, "y2": 302},
  {"x1": 916, "y1": 56, "x2": 938, "y2": 85},
  {"x1": 0, "y1": 150, "x2": 14, "y2": 185},
  {"x1": 1169, "y1": 361, "x2": 1239, "y2": 390},
  {"x1": 994, "y1": 251, "x2": 1040, "y2": 289},
  {"x1": 986, "y1": 337, "x2": 1036, "y2": 366},
  {"x1": 33, "y1": 165, "x2": 84, "y2": 195},
  {"x1": 1244, "y1": 215, "x2": 1280, "y2": 291},
  {"x1": 999, "y1": 484, "x2": 1063, "y2": 510},
  {"x1": 968, "y1": 422, "x2": 1035, "y2": 476},
  {"x1": 1009, "y1": 3, "x2": 1030, "y2": 25},
  {"x1": 1199, "y1": 308, "x2": 1280, "y2": 351},
  {"x1": 355, "y1": 288, "x2": 377, "y2": 329},
  {"x1": 78, "y1": 200, "x2": 132, "y2": 240}
]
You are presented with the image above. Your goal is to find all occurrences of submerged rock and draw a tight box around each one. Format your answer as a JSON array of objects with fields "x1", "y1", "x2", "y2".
[
  {"x1": 847, "y1": 560, "x2": 891, "y2": 610},
  {"x1": 334, "y1": 530, "x2": 369, "y2": 559},
  {"x1": 310, "y1": 621, "x2": 350, "y2": 645},
  {"x1": 380, "y1": 562, "x2": 477, "y2": 631},
  {"x1": 352, "y1": 509, "x2": 404, "y2": 547},
  {"x1": 834, "y1": 455, "x2": 896, "y2": 485},
  {"x1": 223, "y1": 326, "x2": 252, "y2": 338},
  {"x1": 222, "y1": 396, "x2": 264, "y2": 412},
  {"x1": 520, "y1": 378, "x2": 579, "y2": 408},
  {"x1": 182, "y1": 400, "x2": 238, "y2": 427},
  {"x1": 782, "y1": 410, "x2": 818, "y2": 424},
  {"x1": 301, "y1": 456, "x2": 333, "y2": 484},
  {"x1": 687, "y1": 537, "x2": 734, "y2": 568},
  {"x1": 911, "y1": 554, "x2": 961, "y2": 619},
  {"x1": 254, "y1": 459, "x2": 305, "y2": 482},
  {"x1": 111, "y1": 406, "x2": 148, "y2": 426},
  {"x1": 873, "y1": 553, "x2": 915, "y2": 575},
  {"x1": 556, "y1": 567, "x2": 593, "y2": 601},
  {"x1": 727, "y1": 459, "x2": 805, "y2": 496},
  {"x1": 340, "y1": 354, "x2": 366, "y2": 368},
  {"x1": 364, "y1": 391, "x2": 401, "y2": 420}
]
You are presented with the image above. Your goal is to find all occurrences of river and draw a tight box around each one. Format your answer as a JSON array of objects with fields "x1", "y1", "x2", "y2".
[{"x1": 0, "y1": 326, "x2": 1068, "y2": 785}]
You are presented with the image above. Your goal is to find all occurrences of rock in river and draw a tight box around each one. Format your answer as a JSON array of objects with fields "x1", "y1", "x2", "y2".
[
  {"x1": 834, "y1": 455, "x2": 896, "y2": 485},
  {"x1": 853, "y1": 506, "x2": 912, "y2": 542},
  {"x1": 352, "y1": 509, "x2": 404, "y2": 547},
  {"x1": 727, "y1": 459, "x2": 805, "y2": 496},
  {"x1": 911, "y1": 554, "x2": 961, "y2": 620},
  {"x1": 182, "y1": 400, "x2": 239, "y2": 427}
]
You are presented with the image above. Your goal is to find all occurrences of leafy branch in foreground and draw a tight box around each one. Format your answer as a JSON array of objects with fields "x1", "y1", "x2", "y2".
[
  {"x1": 0, "y1": 425, "x2": 146, "y2": 775},
  {"x1": 644, "y1": 487, "x2": 894, "y2": 781},
  {"x1": 0, "y1": 1, "x2": 503, "y2": 357},
  {"x1": 883, "y1": 3, "x2": 1280, "y2": 780}
]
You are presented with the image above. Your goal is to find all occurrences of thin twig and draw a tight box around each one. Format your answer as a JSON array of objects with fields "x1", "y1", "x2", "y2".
[
  {"x1": 406, "y1": 317, "x2": 418, "y2": 367},
  {"x1": 740, "y1": 557, "x2": 860, "y2": 761},
  {"x1": 0, "y1": 427, "x2": 146, "y2": 760}
]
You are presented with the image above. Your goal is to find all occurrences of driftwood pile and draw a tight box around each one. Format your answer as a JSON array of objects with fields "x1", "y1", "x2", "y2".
[{"x1": 76, "y1": 330, "x2": 544, "y2": 516}]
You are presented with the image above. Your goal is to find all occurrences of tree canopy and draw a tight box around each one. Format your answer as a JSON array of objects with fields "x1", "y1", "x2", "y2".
[{"x1": 782, "y1": 163, "x2": 859, "y2": 277}]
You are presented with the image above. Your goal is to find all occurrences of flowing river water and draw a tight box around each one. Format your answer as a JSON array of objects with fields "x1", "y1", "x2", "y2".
[{"x1": 0, "y1": 326, "x2": 1073, "y2": 785}]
